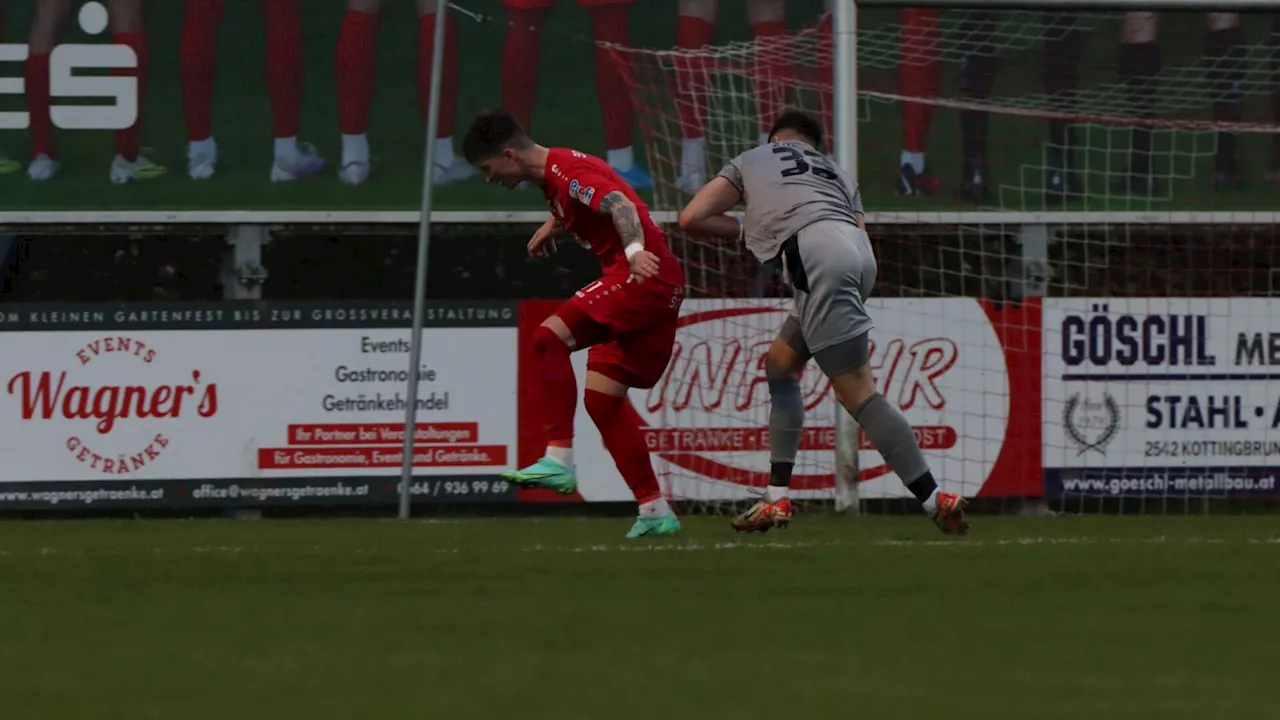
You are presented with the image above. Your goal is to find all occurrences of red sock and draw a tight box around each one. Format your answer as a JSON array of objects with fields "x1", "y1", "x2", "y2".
[
  {"x1": 675, "y1": 15, "x2": 714, "y2": 140},
  {"x1": 335, "y1": 10, "x2": 379, "y2": 136},
  {"x1": 752, "y1": 20, "x2": 788, "y2": 135},
  {"x1": 264, "y1": 0, "x2": 302, "y2": 139},
  {"x1": 532, "y1": 326, "x2": 576, "y2": 446},
  {"x1": 25, "y1": 53, "x2": 55, "y2": 159},
  {"x1": 501, "y1": 8, "x2": 546, "y2": 133},
  {"x1": 585, "y1": 390, "x2": 661, "y2": 504},
  {"x1": 113, "y1": 32, "x2": 148, "y2": 161},
  {"x1": 588, "y1": 5, "x2": 632, "y2": 151},
  {"x1": 418, "y1": 11, "x2": 458, "y2": 139},
  {"x1": 180, "y1": 0, "x2": 222, "y2": 142},
  {"x1": 898, "y1": 8, "x2": 940, "y2": 155}
]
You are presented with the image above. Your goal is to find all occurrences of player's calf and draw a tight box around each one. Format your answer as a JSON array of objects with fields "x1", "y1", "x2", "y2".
[
  {"x1": 824, "y1": 339, "x2": 967, "y2": 535},
  {"x1": 502, "y1": 322, "x2": 581, "y2": 494},
  {"x1": 584, "y1": 377, "x2": 680, "y2": 538},
  {"x1": 732, "y1": 327, "x2": 808, "y2": 534}
]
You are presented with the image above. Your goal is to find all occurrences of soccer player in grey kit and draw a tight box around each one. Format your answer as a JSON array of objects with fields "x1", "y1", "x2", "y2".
[{"x1": 678, "y1": 110, "x2": 969, "y2": 535}]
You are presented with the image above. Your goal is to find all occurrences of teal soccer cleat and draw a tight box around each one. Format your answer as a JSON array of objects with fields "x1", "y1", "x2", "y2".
[
  {"x1": 625, "y1": 513, "x2": 681, "y2": 539},
  {"x1": 500, "y1": 457, "x2": 578, "y2": 495}
]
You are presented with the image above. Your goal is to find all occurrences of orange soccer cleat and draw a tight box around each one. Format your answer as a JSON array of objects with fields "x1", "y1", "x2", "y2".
[
  {"x1": 932, "y1": 492, "x2": 970, "y2": 536},
  {"x1": 730, "y1": 497, "x2": 792, "y2": 533}
]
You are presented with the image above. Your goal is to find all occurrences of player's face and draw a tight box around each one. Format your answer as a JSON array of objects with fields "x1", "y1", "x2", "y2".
[{"x1": 476, "y1": 149, "x2": 525, "y2": 190}]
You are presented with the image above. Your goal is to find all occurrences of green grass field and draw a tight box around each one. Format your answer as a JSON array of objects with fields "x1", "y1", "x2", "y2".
[
  {"x1": 2, "y1": 514, "x2": 1276, "y2": 718},
  {"x1": 0, "y1": 3, "x2": 1275, "y2": 214}
]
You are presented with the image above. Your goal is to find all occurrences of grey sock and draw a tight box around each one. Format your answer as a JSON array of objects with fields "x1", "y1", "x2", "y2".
[
  {"x1": 853, "y1": 393, "x2": 931, "y2": 486},
  {"x1": 768, "y1": 378, "x2": 805, "y2": 474}
]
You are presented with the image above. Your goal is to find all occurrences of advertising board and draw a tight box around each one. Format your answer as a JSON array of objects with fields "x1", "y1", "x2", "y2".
[
  {"x1": 517, "y1": 298, "x2": 1043, "y2": 502},
  {"x1": 1043, "y1": 298, "x2": 1280, "y2": 498},
  {"x1": 0, "y1": 300, "x2": 519, "y2": 508}
]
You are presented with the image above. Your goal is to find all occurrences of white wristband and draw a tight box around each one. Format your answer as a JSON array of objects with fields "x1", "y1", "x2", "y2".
[{"x1": 624, "y1": 243, "x2": 645, "y2": 261}]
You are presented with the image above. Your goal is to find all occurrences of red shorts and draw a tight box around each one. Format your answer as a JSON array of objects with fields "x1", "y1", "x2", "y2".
[
  {"x1": 557, "y1": 275, "x2": 684, "y2": 389},
  {"x1": 503, "y1": 0, "x2": 631, "y2": 8}
]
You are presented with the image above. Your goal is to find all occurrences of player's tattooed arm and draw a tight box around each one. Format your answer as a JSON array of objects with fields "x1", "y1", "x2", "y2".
[{"x1": 598, "y1": 191, "x2": 645, "y2": 252}]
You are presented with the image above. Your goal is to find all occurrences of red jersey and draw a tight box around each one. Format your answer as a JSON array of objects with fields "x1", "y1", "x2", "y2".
[{"x1": 542, "y1": 148, "x2": 684, "y2": 287}]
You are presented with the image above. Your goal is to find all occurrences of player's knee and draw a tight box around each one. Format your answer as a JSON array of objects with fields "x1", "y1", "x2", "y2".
[
  {"x1": 765, "y1": 354, "x2": 798, "y2": 381},
  {"x1": 765, "y1": 340, "x2": 803, "y2": 380},
  {"x1": 532, "y1": 325, "x2": 568, "y2": 357},
  {"x1": 29, "y1": 0, "x2": 72, "y2": 52},
  {"x1": 584, "y1": 388, "x2": 623, "y2": 426},
  {"x1": 831, "y1": 365, "x2": 877, "y2": 413}
]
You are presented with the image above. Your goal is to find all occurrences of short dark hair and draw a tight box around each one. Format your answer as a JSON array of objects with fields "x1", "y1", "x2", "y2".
[
  {"x1": 463, "y1": 108, "x2": 532, "y2": 163},
  {"x1": 768, "y1": 109, "x2": 824, "y2": 150}
]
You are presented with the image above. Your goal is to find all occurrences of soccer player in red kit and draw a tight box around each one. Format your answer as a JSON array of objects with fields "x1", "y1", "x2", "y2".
[
  {"x1": 463, "y1": 108, "x2": 686, "y2": 538},
  {"x1": 24, "y1": 0, "x2": 164, "y2": 183},
  {"x1": 179, "y1": 0, "x2": 325, "y2": 182}
]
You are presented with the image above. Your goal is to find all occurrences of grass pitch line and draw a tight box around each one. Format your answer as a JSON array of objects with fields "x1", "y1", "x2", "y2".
[
  {"x1": 2, "y1": 535, "x2": 1277, "y2": 558},
  {"x1": 519, "y1": 535, "x2": 1280, "y2": 554}
]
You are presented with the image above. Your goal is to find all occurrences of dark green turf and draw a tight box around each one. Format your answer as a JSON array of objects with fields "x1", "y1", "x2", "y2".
[
  {"x1": 0, "y1": 3, "x2": 1274, "y2": 213},
  {"x1": 1, "y1": 515, "x2": 1276, "y2": 718}
]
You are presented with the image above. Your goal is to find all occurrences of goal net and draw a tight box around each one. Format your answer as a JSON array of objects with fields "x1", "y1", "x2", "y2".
[{"x1": 608, "y1": 7, "x2": 1280, "y2": 514}]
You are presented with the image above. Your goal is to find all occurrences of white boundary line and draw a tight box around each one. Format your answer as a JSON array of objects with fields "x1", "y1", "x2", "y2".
[
  {"x1": 0, "y1": 211, "x2": 1278, "y2": 226},
  {"x1": 2, "y1": 535, "x2": 1277, "y2": 557}
]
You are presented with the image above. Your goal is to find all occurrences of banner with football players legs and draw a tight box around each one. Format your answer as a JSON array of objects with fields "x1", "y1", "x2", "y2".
[
  {"x1": 179, "y1": 0, "x2": 324, "y2": 182},
  {"x1": 673, "y1": 0, "x2": 790, "y2": 193},
  {"x1": 24, "y1": 0, "x2": 163, "y2": 184},
  {"x1": 893, "y1": 7, "x2": 940, "y2": 197},
  {"x1": 1273, "y1": 15, "x2": 1280, "y2": 181},
  {"x1": 0, "y1": 3, "x2": 14, "y2": 175},
  {"x1": 333, "y1": 0, "x2": 473, "y2": 186},
  {"x1": 500, "y1": 0, "x2": 652, "y2": 190}
]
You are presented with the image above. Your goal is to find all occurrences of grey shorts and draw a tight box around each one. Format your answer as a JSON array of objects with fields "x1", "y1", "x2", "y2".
[{"x1": 777, "y1": 220, "x2": 877, "y2": 376}]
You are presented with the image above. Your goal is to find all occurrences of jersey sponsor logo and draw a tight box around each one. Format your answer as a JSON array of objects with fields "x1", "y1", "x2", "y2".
[
  {"x1": 0, "y1": 2, "x2": 139, "y2": 131},
  {"x1": 568, "y1": 179, "x2": 595, "y2": 206}
]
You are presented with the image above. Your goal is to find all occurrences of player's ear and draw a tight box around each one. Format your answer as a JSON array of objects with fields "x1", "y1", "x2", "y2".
[{"x1": 502, "y1": 147, "x2": 518, "y2": 163}]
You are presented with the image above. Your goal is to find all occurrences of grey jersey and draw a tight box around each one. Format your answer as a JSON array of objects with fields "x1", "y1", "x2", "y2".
[{"x1": 717, "y1": 140, "x2": 864, "y2": 263}]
